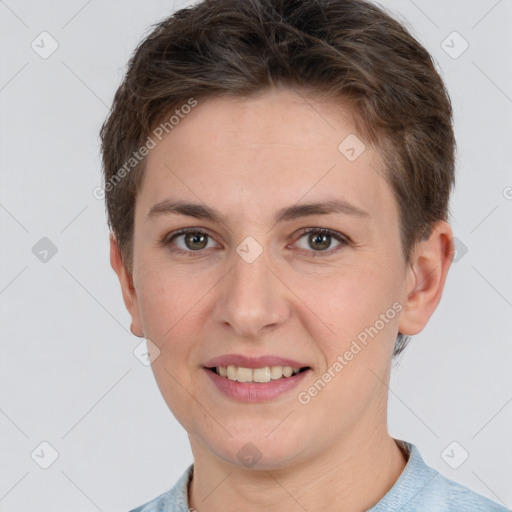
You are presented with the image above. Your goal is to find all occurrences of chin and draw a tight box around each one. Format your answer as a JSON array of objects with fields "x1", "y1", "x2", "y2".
[{"x1": 207, "y1": 431, "x2": 309, "y2": 471}]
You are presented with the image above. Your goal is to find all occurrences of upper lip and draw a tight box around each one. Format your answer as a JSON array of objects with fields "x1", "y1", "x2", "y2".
[{"x1": 204, "y1": 354, "x2": 310, "y2": 369}]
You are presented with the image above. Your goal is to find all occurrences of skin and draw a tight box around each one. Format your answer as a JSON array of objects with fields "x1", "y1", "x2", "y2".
[{"x1": 111, "y1": 87, "x2": 454, "y2": 512}]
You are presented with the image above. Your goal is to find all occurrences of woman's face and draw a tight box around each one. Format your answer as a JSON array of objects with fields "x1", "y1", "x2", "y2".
[{"x1": 122, "y1": 88, "x2": 416, "y2": 468}]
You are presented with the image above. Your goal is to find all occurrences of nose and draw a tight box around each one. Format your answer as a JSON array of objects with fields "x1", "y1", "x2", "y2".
[{"x1": 214, "y1": 246, "x2": 291, "y2": 338}]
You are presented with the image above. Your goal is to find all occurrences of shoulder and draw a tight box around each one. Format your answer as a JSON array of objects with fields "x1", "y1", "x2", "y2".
[
  {"x1": 417, "y1": 471, "x2": 509, "y2": 511},
  {"x1": 369, "y1": 441, "x2": 508, "y2": 512},
  {"x1": 127, "y1": 464, "x2": 193, "y2": 512}
]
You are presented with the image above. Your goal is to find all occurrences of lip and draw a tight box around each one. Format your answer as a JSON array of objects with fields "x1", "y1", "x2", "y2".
[
  {"x1": 203, "y1": 353, "x2": 310, "y2": 369},
  {"x1": 204, "y1": 366, "x2": 311, "y2": 402}
]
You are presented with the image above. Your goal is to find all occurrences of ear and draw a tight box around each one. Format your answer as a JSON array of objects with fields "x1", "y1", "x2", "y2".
[
  {"x1": 109, "y1": 233, "x2": 144, "y2": 338},
  {"x1": 398, "y1": 220, "x2": 454, "y2": 336}
]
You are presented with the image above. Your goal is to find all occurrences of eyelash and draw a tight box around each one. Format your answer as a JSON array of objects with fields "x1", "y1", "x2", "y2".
[{"x1": 161, "y1": 227, "x2": 351, "y2": 258}]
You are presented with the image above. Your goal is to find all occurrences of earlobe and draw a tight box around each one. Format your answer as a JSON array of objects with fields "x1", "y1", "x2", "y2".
[
  {"x1": 398, "y1": 221, "x2": 454, "y2": 336},
  {"x1": 109, "y1": 233, "x2": 145, "y2": 338}
]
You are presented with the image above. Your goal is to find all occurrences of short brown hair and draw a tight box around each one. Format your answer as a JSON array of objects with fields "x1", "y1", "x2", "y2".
[{"x1": 100, "y1": 0, "x2": 456, "y2": 357}]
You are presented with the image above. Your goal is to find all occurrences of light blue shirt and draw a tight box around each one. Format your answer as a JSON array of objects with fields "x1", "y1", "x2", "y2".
[{"x1": 128, "y1": 440, "x2": 509, "y2": 511}]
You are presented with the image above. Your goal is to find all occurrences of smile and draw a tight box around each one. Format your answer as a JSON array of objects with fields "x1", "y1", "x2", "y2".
[
  {"x1": 209, "y1": 365, "x2": 308, "y2": 383},
  {"x1": 204, "y1": 366, "x2": 311, "y2": 402}
]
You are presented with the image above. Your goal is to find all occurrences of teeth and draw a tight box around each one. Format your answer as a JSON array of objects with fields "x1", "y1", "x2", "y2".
[
  {"x1": 282, "y1": 366, "x2": 293, "y2": 377},
  {"x1": 253, "y1": 367, "x2": 271, "y2": 382},
  {"x1": 227, "y1": 365, "x2": 237, "y2": 380},
  {"x1": 215, "y1": 365, "x2": 302, "y2": 383},
  {"x1": 236, "y1": 366, "x2": 252, "y2": 383},
  {"x1": 270, "y1": 366, "x2": 283, "y2": 379}
]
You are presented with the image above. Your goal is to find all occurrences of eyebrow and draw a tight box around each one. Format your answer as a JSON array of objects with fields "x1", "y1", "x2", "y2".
[{"x1": 147, "y1": 198, "x2": 370, "y2": 224}]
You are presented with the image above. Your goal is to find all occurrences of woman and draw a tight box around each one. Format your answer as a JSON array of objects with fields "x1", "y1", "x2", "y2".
[{"x1": 100, "y1": 0, "x2": 508, "y2": 510}]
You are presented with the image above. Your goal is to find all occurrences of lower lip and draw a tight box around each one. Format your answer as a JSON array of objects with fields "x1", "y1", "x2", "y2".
[{"x1": 204, "y1": 368, "x2": 311, "y2": 402}]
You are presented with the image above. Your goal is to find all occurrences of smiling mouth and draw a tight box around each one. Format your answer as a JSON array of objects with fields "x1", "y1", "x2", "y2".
[{"x1": 207, "y1": 365, "x2": 310, "y2": 383}]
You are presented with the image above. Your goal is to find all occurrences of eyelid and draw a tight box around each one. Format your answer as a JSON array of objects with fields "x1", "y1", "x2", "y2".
[
  {"x1": 293, "y1": 227, "x2": 351, "y2": 245},
  {"x1": 161, "y1": 227, "x2": 220, "y2": 255},
  {"x1": 291, "y1": 227, "x2": 351, "y2": 257},
  {"x1": 161, "y1": 226, "x2": 350, "y2": 257}
]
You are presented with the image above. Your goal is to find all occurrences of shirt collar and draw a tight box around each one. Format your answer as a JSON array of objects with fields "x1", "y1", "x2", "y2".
[{"x1": 367, "y1": 439, "x2": 439, "y2": 511}]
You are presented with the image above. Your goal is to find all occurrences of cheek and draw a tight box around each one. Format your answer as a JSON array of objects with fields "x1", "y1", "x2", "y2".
[
  {"x1": 137, "y1": 267, "x2": 207, "y2": 429},
  {"x1": 136, "y1": 261, "x2": 208, "y2": 337},
  {"x1": 300, "y1": 267, "x2": 400, "y2": 422},
  {"x1": 303, "y1": 262, "x2": 399, "y2": 336}
]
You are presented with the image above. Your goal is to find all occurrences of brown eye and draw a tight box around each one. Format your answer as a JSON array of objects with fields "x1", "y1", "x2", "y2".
[
  {"x1": 183, "y1": 232, "x2": 208, "y2": 250},
  {"x1": 294, "y1": 228, "x2": 350, "y2": 256},
  {"x1": 164, "y1": 229, "x2": 218, "y2": 256},
  {"x1": 307, "y1": 232, "x2": 331, "y2": 251}
]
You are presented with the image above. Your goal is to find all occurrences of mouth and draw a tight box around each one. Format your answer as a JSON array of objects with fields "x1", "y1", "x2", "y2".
[
  {"x1": 203, "y1": 356, "x2": 312, "y2": 401},
  {"x1": 205, "y1": 365, "x2": 311, "y2": 383}
]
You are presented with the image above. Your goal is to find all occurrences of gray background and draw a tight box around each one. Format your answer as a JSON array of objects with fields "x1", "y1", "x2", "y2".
[{"x1": 0, "y1": 0, "x2": 511, "y2": 510}]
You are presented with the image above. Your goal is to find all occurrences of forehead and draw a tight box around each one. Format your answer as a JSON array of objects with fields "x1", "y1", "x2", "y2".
[{"x1": 138, "y1": 88, "x2": 397, "y2": 227}]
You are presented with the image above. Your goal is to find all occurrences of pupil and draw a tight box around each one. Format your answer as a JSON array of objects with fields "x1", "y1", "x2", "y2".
[
  {"x1": 311, "y1": 233, "x2": 330, "y2": 250},
  {"x1": 187, "y1": 233, "x2": 207, "y2": 249}
]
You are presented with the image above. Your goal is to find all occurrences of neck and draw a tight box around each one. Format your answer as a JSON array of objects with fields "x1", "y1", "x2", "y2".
[{"x1": 188, "y1": 426, "x2": 408, "y2": 512}]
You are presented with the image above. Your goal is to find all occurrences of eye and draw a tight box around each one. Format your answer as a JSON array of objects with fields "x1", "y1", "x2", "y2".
[
  {"x1": 162, "y1": 228, "x2": 219, "y2": 256},
  {"x1": 292, "y1": 228, "x2": 350, "y2": 257},
  {"x1": 161, "y1": 227, "x2": 350, "y2": 257}
]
